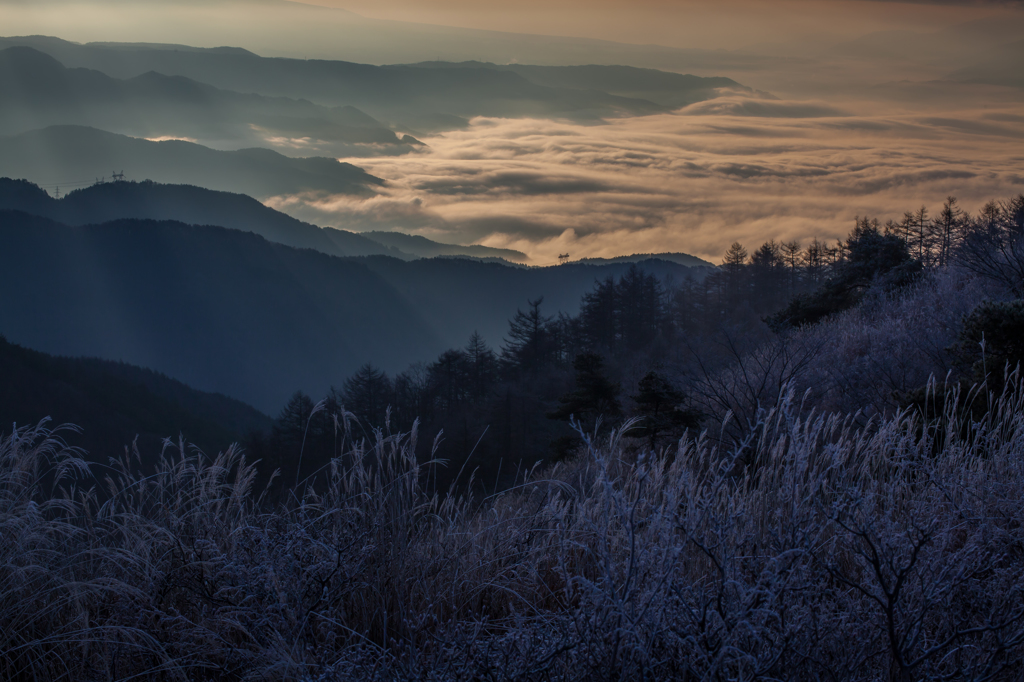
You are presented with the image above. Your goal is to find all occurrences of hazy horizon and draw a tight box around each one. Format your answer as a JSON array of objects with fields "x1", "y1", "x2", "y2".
[{"x1": 1, "y1": 0, "x2": 1022, "y2": 263}]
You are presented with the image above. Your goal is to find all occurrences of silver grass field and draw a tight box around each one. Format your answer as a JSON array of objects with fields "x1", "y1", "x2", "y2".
[{"x1": 3, "y1": 362, "x2": 1024, "y2": 680}]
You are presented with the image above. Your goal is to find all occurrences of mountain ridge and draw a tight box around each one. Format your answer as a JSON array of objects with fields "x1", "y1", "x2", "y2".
[
  {"x1": 0, "y1": 334, "x2": 272, "y2": 461},
  {"x1": 0, "y1": 125, "x2": 385, "y2": 199},
  {"x1": 0, "y1": 177, "x2": 404, "y2": 258},
  {"x1": 0, "y1": 45, "x2": 416, "y2": 153},
  {"x1": 0, "y1": 36, "x2": 742, "y2": 132}
]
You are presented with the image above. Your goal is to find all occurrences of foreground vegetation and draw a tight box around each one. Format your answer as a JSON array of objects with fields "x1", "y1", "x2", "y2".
[
  {"x1": 4, "y1": 373, "x2": 1024, "y2": 680},
  {"x1": 5, "y1": 193, "x2": 1024, "y2": 680}
]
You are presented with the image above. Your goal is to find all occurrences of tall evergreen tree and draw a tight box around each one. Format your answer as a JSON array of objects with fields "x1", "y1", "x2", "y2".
[
  {"x1": 632, "y1": 371, "x2": 700, "y2": 450},
  {"x1": 428, "y1": 349, "x2": 469, "y2": 416},
  {"x1": 341, "y1": 363, "x2": 393, "y2": 431},
  {"x1": 548, "y1": 352, "x2": 621, "y2": 434},
  {"x1": 502, "y1": 297, "x2": 554, "y2": 374},
  {"x1": 617, "y1": 265, "x2": 666, "y2": 353},
  {"x1": 464, "y1": 331, "x2": 499, "y2": 401},
  {"x1": 579, "y1": 276, "x2": 618, "y2": 351}
]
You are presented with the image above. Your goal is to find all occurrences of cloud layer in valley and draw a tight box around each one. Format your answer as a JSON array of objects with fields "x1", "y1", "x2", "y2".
[{"x1": 267, "y1": 89, "x2": 1024, "y2": 264}]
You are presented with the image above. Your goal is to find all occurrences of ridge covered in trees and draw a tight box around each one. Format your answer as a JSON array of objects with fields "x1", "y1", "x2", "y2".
[{"x1": 262, "y1": 194, "x2": 1024, "y2": 493}]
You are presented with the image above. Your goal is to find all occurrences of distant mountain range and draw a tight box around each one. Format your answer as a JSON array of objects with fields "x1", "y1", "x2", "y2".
[
  {"x1": 356, "y1": 254, "x2": 712, "y2": 354},
  {"x1": 0, "y1": 335, "x2": 271, "y2": 461},
  {"x1": 0, "y1": 177, "x2": 402, "y2": 257},
  {"x1": 0, "y1": 207, "x2": 709, "y2": 412},
  {"x1": 0, "y1": 177, "x2": 529, "y2": 262},
  {"x1": 576, "y1": 252, "x2": 715, "y2": 268},
  {"x1": 0, "y1": 45, "x2": 418, "y2": 154},
  {"x1": 0, "y1": 211, "x2": 445, "y2": 412},
  {"x1": 0, "y1": 36, "x2": 742, "y2": 133},
  {"x1": 0, "y1": 126, "x2": 385, "y2": 199}
]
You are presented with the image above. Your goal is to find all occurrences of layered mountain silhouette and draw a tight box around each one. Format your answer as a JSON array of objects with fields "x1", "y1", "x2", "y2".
[
  {"x1": 0, "y1": 177, "x2": 529, "y2": 262},
  {"x1": 0, "y1": 335, "x2": 271, "y2": 461},
  {"x1": 0, "y1": 126, "x2": 384, "y2": 199},
  {"x1": 0, "y1": 208, "x2": 709, "y2": 413},
  {"x1": 0, "y1": 211, "x2": 445, "y2": 412},
  {"x1": 577, "y1": 253, "x2": 715, "y2": 268},
  {"x1": 357, "y1": 255, "x2": 709, "y2": 352},
  {"x1": 0, "y1": 178, "x2": 404, "y2": 258},
  {"x1": 0, "y1": 37, "x2": 740, "y2": 132},
  {"x1": 0, "y1": 6, "x2": 778, "y2": 80},
  {"x1": 0, "y1": 46, "x2": 417, "y2": 153}
]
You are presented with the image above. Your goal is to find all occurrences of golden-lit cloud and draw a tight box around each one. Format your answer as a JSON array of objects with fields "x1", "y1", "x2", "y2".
[{"x1": 267, "y1": 89, "x2": 1024, "y2": 265}]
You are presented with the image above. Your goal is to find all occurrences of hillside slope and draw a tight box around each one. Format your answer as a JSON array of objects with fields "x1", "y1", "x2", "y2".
[
  {"x1": 0, "y1": 36, "x2": 740, "y2": 131},
  {"x1": 0, "y1": 212, "x2": 444, "y2": 412},
  {"x1": 0, "y1": 126, "x2": 384, "y2": 199},
  {"x1": 0, "y1": 336, "x2": 271, "y2": 460},
  {"x1": 0, "y1": 46, "x2": 415, "y2": 153},
  {"x1": 0, "y1": 178, "x2": 403, "y2": 258}
]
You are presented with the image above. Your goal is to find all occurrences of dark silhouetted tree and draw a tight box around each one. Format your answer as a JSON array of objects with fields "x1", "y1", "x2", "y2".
[
  {"x1": 464, "y1": 331, "x2": 499, "y2": 400},
  {"x1": 768, "y1": 222, "x2": 921, "y2": 330},
  {"x1": 632, "y1": 371, "x2": 700, "y2": 450},
  {"x1": 341, "y1": 363, "x2": 392, "y2": 431},
  {"x1": 502, "y1": 297, "x2": 554, "y2": 374},
  {"x1": 548, "y1": 352, "x2": 622, "y2": 434}
]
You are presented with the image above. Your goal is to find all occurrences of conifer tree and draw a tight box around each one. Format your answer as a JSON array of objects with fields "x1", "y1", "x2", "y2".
[
  {"x1": 632, "y1": 371, "x2": 700, "y2": 450},
  {"x1": 502, "y1": 297, "x2": 554, "y2": 374},
  {"x1": 342, "y1": 363, "x2": 392, "y2": 430},
  {"x1": 548, "y1": 352, "x2": 621, "y2": 434},
  {"x1": 465, "y1": 331, "x2": 498, "y2": 400}
]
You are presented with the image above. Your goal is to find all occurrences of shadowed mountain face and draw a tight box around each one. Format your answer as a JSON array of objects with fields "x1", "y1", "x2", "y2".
[
  {"x1": 575, "y1": 253, "x2": 715, "y2": 268},
  {"x1": 0, "y1": 336, "x2": 271, "y2": 461},
  {"x1": 0, "y1": 177, "x2": 532, "y2": 261},
  {"x1": 0, "y1": 126, "x2": 384, "y2": 199},
  {"x1": 0, "y1": 46, "x2": 416, "y2": 154},
  {"x1": 0, "y1": 178, "x2": 404, "y2": 258},
  {"x1": 0, "y1": 37, "x2": 739, "y2": 132},
  {"x1": 0, "y1": 212, "x2": 445, "y2": 412},
  {"x1": 356, "y1": 255, "x2": 709, "y2": 351},
  {"x1": 0, "y1": 208, "x2": 709, "y2": 412}
]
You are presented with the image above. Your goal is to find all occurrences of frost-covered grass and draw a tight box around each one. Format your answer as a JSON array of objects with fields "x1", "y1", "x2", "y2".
[{"x1": 4, "y1": 379, "x2": 1024, "y2": 680}]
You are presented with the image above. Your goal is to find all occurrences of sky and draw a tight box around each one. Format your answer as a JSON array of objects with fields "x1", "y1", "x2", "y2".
[
  {"x1": 1, "y1": 0, "x2": 1023, "y2": 262},
  {"x1": 307, "y1": 0, "x2": 1013, "y2": 51}
]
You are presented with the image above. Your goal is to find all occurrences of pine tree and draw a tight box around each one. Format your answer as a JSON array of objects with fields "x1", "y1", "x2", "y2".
[
  {"x1": 548, "y1": 352, "x2": 621, "y2": 434},
  {"x1": 721, "y1": 242, "x2": 749, "y2": 308},
  {"x1": 342, "y1": 363, "x2": 392, "y2": 430},
  {"x1": 502, "y1": 297, "x2": 554, "y2": 374},
  {"x1": 617, "y1": 265, "x2": 666, "y2": 354},
  {"x1": 579, "y1": 276, "x2": 618, "y2": 351},
  {"x1": 464, "y1": 331, "x2": 498, "y2": 400},
  {"x1": 930, "y1": 196, "x2": 965, "y2": 267},
  {"x1": 632, "y1": 371, "x2": 700, "y2": 450},
  {"x1": 428, "y1": 349, "x2": 469, "y2": 416}
]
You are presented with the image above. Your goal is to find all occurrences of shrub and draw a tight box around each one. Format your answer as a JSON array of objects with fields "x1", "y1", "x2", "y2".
[{"x1": 4, "y1": 379, "x2": 1024, "y2": 680}]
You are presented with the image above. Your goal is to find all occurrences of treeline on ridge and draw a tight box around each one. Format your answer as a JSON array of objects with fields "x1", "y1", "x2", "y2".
[{"x1": 259, "y1": 193, "x2": 1024, "y2": 495}]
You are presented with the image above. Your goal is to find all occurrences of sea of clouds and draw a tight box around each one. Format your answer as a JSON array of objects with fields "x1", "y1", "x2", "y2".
[{"x1": 267, "y1": 88, "x2": 1024, "y2": 265}]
